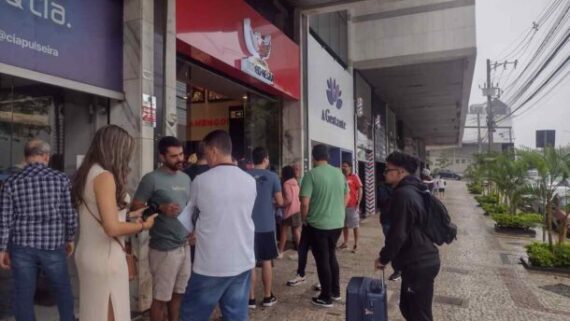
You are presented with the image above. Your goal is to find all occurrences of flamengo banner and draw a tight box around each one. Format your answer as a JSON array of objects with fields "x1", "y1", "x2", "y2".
[
  {"x1": 0, "y1": 0, "x2": 123, "y2": 93},
  {"x1": 307, "y1": 35, "x2": 354, "y2": 151}
]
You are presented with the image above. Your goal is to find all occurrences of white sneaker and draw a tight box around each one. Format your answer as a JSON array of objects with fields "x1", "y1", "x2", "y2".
[
  {"x1": 313, "y1": 283, "x2": 321, "y2": 291},
  {"x1": 288, "y1": 253, "x2": 299, "y2": 260},
  {"x1": 286, "y1": 274, "x2": 306, "y2": 286}
]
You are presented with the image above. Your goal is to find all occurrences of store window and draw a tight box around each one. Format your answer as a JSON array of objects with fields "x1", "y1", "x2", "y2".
[
  {"x1": 0, "y1": 74, "x2": 106, "y2": 184},
  {"x1": 176, "y1": 60, "x2": 282, "y2": 168},
  {"x1": 1, "y1": 75, "x2": 62, "y2": 183},
  {"x1": 310, "y1": 11, "x2": 349, "y2": 67}
]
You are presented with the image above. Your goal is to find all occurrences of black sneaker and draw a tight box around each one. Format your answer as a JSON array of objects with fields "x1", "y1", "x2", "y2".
[
  {"x1": 311, "y1": 297, "x2": 333, "y2": 308},
  {"x1": 262, "y1": 294, "x2": 278, "y2": 307},
  {"x1": 331, "y1": 295, "x2": 342, "y2": 302},
  {"x1": 388, "y1": 270, "x2": 402, "y2": 281},
  {"x1": 248, "y1": 299, "x2": 256, "y2": 309}
]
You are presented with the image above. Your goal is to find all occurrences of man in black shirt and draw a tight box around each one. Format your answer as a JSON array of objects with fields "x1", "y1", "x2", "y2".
[
  {"x1": 184, "y1": 142, "x2": 209, "y2": 181},
  {"x1": 375, "y1": 152, "x2": 440, "y2": 321}
]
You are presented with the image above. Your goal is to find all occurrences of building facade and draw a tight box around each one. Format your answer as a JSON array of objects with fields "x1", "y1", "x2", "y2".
[{"x1": 0, "y1": 0, "x2": 476, "y2": 313}]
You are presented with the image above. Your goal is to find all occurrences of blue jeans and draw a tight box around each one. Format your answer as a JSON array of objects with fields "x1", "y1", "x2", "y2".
[
  {"x1": 180, "y1": 270, "x2": 251, "y2": 321},
  {"x1": 9, "y1": 245, "x2": 75, "y2": 321}
]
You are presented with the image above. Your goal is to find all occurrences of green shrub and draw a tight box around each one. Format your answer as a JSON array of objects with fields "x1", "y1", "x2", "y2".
[
  {"x1": 526, "y1": 242, "x2": 556, "y2": 267},
  {"x1": 482, "y1": 203, "x2": 508, "y2": 215},
  {"x1": 553, "y1": 244, "x2": 570, "y2": 267},
  {"x1": 526, "y1": 242, "x2": 570, "y2": 268},
  {"x1": 491, "y1": 213, "x2": 543, "y2": 229},
  {"x1": 467, "y1": 181, "x2": 483, "y2": 194},
  {"x1": 475, "y1": 194, "x2": 498, "y2": 205}
]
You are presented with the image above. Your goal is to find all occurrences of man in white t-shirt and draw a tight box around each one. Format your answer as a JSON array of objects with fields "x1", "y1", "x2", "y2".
[{"x1": 180, "y1": 130, "x2": 257, "y2": 321}]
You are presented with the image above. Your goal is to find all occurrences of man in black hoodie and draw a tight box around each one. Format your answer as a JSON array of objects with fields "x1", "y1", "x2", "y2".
[{"x1": 375, "y1": 152, "x2": 440, "y2": 321}]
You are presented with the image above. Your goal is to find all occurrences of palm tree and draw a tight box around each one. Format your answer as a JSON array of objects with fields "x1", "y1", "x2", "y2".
[
  {"x1": 485, "y1": 153, "x2": 529, "y2": 215},
  {"x1": 519, "y1": 147, "x2": 570, "y2": 248}
]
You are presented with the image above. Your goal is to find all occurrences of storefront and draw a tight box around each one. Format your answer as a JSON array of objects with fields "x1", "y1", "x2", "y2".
[
  {"x1": 0, "y1": 0, "x2": 123, "y2": 180},
  {"x1": 354, "y1": 72, "x2": 375, "y2": 216},
  {"x1": 176, "y1": 0, "x2": 300, "y2": 167},
  {"x1": 307, "y1": 34, "x2": 355, "y2": 168}
]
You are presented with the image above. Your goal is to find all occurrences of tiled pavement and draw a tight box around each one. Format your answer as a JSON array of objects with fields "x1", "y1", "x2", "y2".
[{"x1": 1, "y1": 181, "x2": 569, "y2": 320}]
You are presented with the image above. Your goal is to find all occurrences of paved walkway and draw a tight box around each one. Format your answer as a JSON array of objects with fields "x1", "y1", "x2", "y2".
[
  {"x1": 1, "y1": 181, "x2": 569, "y2": 320},
  {"x1": 247, "y1": 180, "x2": 570, "y2": 321}
]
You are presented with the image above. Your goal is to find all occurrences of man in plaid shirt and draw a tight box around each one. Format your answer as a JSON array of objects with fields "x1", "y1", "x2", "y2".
[{"x1": 0, "y1": 139, "x2": 77, "y2": 321}]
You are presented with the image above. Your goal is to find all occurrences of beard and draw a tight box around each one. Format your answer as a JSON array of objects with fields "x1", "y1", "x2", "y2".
[{"x1": 166, "y1": 161, "x2": 183, "y2": 171}]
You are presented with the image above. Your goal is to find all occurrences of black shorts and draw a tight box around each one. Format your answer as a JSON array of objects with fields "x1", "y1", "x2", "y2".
[{"x1": 254, "y1": 231, "x2": 278, "y2": 262}]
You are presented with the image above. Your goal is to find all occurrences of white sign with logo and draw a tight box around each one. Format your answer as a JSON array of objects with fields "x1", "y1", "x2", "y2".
[
  {"x1": 307, "y1": 35, "x2": 354, "y2": 151},
  {"x1": 241, "y1": 18, "x2": 274, "y2": 85}
]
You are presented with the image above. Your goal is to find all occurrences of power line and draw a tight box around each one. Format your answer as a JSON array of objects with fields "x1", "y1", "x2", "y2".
[
  {"x1": 503, "y1": 2, "x2": 570, "y2": 96},
  {"x1": 497, "y1": 56, "x2": 570, "y2": 123},
  {"x1": 508, "y1": 67, "x2": 570, "y2": 120}
]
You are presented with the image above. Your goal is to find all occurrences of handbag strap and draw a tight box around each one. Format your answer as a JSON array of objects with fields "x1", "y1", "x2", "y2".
[{"x1": 82, "y1": 199, "x2": 128, "y2": 253}]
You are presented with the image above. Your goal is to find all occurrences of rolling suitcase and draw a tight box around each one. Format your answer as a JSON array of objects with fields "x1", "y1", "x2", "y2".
[{"x1": 346, "y1": 272, "x2": 388, "y2": 321}]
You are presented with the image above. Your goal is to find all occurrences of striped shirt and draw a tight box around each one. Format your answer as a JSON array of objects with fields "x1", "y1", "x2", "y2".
[{"x1": 0, "y1": 163, "x2": 77, "y2": 251}]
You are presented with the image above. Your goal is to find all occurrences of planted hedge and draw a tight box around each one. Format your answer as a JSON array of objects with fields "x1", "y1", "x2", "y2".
[
  {"x1": 526, "y1": 242, "x2": 570, "y2": 268},
  {"x1": 491, "y1": 213, "x2": 543, "y2": 230}
]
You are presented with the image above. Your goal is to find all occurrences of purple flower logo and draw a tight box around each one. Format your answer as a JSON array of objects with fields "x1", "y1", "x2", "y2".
[{"x1": 326, "y1": 78, "x2": 343, "y2": 109}]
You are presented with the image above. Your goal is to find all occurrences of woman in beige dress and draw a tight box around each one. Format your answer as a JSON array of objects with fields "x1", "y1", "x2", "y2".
[{"x1": 71, "y1": 125, "x2": 157, "y2": 321}]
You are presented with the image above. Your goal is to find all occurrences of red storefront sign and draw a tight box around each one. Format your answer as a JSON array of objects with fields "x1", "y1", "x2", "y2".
[{"x1": 176, "y1": 0, "x2": 300, "y2": 100}]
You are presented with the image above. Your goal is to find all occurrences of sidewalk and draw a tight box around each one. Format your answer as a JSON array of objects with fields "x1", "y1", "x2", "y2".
[
  {"x1": 1, "y1": 181, "x2": 569, "y2": 321},
  {"x1": 248, "y1": 180, "x2": 570, "y2": 321}
]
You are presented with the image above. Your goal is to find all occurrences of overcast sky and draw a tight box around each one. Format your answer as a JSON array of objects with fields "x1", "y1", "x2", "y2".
[{"x1": 467, "y1": 0, "x2": 570, "y2": 148}]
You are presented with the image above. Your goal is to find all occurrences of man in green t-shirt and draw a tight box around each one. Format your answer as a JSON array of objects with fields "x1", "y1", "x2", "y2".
[
  {"x1": 132, "y1": 137, "x2": 191, "y2": 321},
  {"x1": 300, "y1": 144, "x2": 348, "y2": 308}
]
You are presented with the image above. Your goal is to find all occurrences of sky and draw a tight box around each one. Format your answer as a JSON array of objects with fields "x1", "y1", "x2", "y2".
[{"x1": 467, "y1": 0, "x2": 570, "y2": 148}]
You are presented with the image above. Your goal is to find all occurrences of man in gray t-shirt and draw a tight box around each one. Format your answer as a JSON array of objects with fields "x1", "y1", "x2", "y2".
[{"x1": 132, "y1": 137, "x2": 191, "y2": 321}]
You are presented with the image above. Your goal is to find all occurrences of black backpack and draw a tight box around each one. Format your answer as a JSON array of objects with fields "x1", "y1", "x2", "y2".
[{"x1": 420, "y1": 191, "x2": 457, "y2": 245}]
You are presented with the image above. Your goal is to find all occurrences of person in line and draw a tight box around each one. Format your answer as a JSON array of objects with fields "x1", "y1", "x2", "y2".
[
  {"x1": 72, "y1": 125, "x2": 157, "y2": 321},
  {"x1": 248, "y1": 147, "x2": 284, "y2": 308},
  {"x1": 278, "y1": 165, "x2": 302, "y2": 257},
  {"x1": 180, "y1": 130, "x2": 257, "y2": 321},
  {"x1": 132, "y1": 136, "x2": 191, "y2": 321},
  {"x1": 0, "y1": 139, "x2": 77, "y2": 321},
  {"x1": 301, "y1": 144, "x2": 348, "y2": 308},
  {"x1": 184, "y1": 142, "x2": 209, "y2": 181},
  {"x1": 375, "y1": 152, "x2": 440, "y2": 321},
  {"x1": 437, "y1": 176, "x2": 447, "y2": 199},
  {"x1": 338, "y1": 161, "x2": 363, "y2": 253},
  {"x1": 377, "y1": 179, "x2": 401, "y2": 281}
]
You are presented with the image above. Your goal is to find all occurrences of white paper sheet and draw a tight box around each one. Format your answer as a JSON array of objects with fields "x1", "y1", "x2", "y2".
[{"x1": 177, "y1": 201, "x2": 195, "y2": 233}]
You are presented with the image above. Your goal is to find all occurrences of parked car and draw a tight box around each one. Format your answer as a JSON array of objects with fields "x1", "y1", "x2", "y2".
[{"x1": 436, "y1": 170, "x2": 462, "y2": 180}]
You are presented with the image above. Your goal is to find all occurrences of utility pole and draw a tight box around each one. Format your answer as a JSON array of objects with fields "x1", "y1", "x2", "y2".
[
  {"x1": 477, "y1": 111, "x2": 482, "y2": 153},
  {"x1": 483, "y1": 58, "x2": 518, "y2": 152},
  {"x1": 486, "y1": 59, "x2": 494, "y2": 152}
]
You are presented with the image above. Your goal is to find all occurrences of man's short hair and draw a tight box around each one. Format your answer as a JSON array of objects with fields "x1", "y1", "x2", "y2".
[
  {"x1": 24, "y1": 139, "x2": 50, "y2": 158},
  {"x1": 203, "y1": 130, "x2": 232, "y2": 155},
  {"x1": 196, "y1": 142, "x2": 206, "y2": 160},
  {"x1": 252, "y1": 147, "x2": 268, "y2": 165},
  {"x1": 342, "y1": 161, "x2": 352, "y2": 168},
  {"x1": 158, "y1": 136, "x2": 183, "y2": 155},
  {"x1": 312, "y1": 144, "x2": 329, "y2": 162},
  {"x1": 386, "y1": 151, "x2": 420, "y2": 174}
]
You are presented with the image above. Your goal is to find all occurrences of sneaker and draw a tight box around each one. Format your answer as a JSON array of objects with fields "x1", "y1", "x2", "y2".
[
  {"x1": 313, "y1": 283, "x2": 321, "y2": 291},
  {"x1": 288, "y1": 253, "x2": 299, "y2": 260},
  {"x1": 331, "y1": 295, "x2": 342, "y2": 302},
  {"x1": 351, "y1": 246, "x2": 358, "y2": 253},
  {"x1": 261, "y1": 294, "x2": 278, "y2": 307},
  {"x1": 311, "y1": 297, "x2": 333, "y2": 308},
  {"x1": 287, "y1": 274, "x2": 306, "y2": 287},
  {"x1": 248, "y1": 299, "x2": 256, "y2": 309},
  {"x1": 277, "y1": 253, "x2": 284, "y2": 260},
  {"x1": 388, "y1": 270, "x2": 402, "y2": 281}
]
